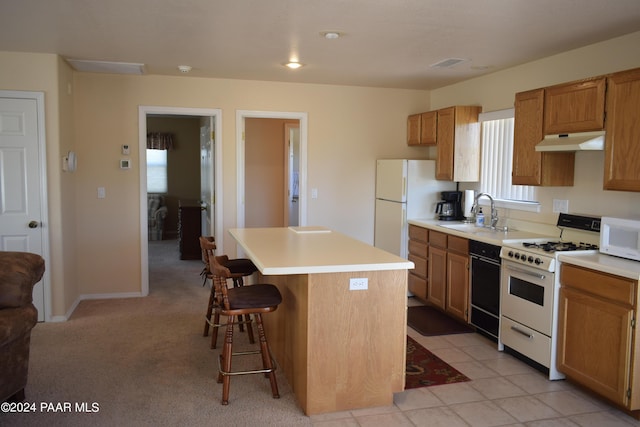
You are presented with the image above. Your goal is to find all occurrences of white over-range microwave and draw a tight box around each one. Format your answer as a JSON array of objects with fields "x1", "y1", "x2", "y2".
[{"x1": 600, "y1": 216, "x2": 640, "y2": 262}]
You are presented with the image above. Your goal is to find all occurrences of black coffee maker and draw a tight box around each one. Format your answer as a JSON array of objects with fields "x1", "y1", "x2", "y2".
[{"x1": 435, "y1": 191, "x2": 464, "y2": 221}]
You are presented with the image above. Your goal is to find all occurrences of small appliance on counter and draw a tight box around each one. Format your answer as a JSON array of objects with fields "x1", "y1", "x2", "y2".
[
  {"x1": 435, "y1": 191, "x2": 464, "y2": 221},
  {"x1": 600, "y1": 216, "x2": 640, "y2": 261}
]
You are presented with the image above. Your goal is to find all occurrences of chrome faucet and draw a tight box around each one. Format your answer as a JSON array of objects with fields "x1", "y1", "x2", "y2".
[{"x1": 471, "y1": 192, "x2": 499, "y2": 228}]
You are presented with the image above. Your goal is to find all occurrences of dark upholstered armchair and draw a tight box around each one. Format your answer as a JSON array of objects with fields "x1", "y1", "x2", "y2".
[{"x1": 0, "y1": 251, "x2": 45, "y2": 402}]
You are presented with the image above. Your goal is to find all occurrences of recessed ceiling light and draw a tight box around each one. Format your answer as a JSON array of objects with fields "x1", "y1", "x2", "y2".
[
  {"x1": 284, "y1": 61, "x2": 304, "y2": 69},
  {"x1": 321, "y1": 31, "x2": 341, "y2": 39},
  {"x1": 177, "y1": 65, "x2": 192, "y2": 73}
]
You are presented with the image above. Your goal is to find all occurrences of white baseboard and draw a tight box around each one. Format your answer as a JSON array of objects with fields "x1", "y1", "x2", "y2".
[{"x1": 50, "y1": 292, "x2": 145, "y2": 322}]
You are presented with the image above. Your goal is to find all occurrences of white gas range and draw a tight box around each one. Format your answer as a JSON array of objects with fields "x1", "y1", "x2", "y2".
[{"x1": 498, "y1": 213, "x2": 601, "y2": 380}]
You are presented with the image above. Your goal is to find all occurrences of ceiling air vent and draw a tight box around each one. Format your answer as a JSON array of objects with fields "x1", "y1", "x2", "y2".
[
  {"x1": 66, "y1": 59, "x2": 146, "y2": 75},
  {"x1": 430, "y1": 58, "x2": 468, "y2": 68}
]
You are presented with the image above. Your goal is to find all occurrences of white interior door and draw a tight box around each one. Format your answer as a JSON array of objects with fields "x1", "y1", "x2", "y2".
[
  {"x1": 0, "y1": 94, "x2": 47, "y2": 321},
  {"x1": 200, "y1": 118, "x2": 214, "y2": 236}
]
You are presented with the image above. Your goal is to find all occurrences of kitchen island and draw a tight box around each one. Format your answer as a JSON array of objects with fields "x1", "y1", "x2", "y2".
[{"x1": 228, "y1": 226, "x2": 414, "y2": 415}]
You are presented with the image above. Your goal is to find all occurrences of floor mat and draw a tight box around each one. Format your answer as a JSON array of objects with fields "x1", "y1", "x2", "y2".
[
  {"x1": 405, "y1": 336, "x2": 470, "y2": 388},
  {"x1": 407, "y1": 305, "x2": 475, "y2": 336}
]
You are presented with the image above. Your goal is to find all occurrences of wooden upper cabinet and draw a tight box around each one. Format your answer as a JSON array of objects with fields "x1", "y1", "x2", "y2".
[
  {"x1": 436, "y1": 106, "x2": 481, "y2": 181},
  {"x1": 420, "y1": 111, "x2": 437, "y2": 145},
  {"x1": 513, "y1": 88, "x2": 575, "y2": 186},
  {"x1": 407, "y1": 111, "x2": 437, "y2": 146},
  {"x1": 604, "y1": 67, "x2": 640, "y2": 192},
  {"x1": 436, "y1": 107, "x2": 455, "y2": 179},
  {"x1": 544, "y1": 77, "x2": 606, "y2": 135},
  {"x1": 407, "y1": 114, "x2": 421, "y2": 145}
]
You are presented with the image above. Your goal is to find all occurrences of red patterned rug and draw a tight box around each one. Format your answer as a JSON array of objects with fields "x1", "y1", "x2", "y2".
[{"x1": 405, "y1": 336, "x2": 471, "y2": 389}]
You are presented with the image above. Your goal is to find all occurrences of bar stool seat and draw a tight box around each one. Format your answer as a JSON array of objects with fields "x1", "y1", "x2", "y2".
[
  {"x1": 211, "y1": 255, "x2": 281, "y2": 405},
  {"x1": 199, "y1": 236, "x2": 257, "y2": 348}
]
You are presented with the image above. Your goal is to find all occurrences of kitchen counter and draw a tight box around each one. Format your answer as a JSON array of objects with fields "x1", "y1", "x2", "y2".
[
  {"x1": 408, "y1": 218, "x2": 550, "y2": 245},
  {"x1": 228, "y1": 226, "x2": 411, "y2": 415},
  {"x1": 558, "y1": 252, "x2": 640, "y2": 280},
  {"x1": 229, "y1": 226, "x2": 414, "y2": 275}
]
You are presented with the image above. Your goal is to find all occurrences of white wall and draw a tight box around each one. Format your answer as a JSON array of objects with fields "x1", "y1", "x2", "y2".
[{"x1": 430, "y1": 31, "x2": 640, "y2": 229}]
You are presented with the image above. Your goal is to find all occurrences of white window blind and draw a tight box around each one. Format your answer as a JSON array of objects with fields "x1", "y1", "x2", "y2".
[
  {"x1": 479, "y1": 110, "x2": 537, "y2": 203},
  {"x1": 147, "y1": 149, "x2": 168, "y2": 193}
]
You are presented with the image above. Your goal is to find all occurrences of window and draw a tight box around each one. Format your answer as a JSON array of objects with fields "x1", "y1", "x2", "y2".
[
  {"x1": 147, "y1": 149, "x2": 167, "y2": 193},
  {"x1": 479, "y1": 109, "x2": 538, "y2": 209}
]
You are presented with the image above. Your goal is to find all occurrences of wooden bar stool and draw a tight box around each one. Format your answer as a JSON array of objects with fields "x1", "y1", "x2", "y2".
[
  {"x1": 199, "y1": 236, "x2": 257, "y2": 348},
  {"x1": 210, "y1": 255, "x2": 281, "y2": 405}
]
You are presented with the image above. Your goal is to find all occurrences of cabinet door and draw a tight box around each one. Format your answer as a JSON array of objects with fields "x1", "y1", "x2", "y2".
[
  {"x1": 452, "y1": 106, "x2": 481, "y2": 182},
  {"x1": 557, "y1": 287, "x2": 633, "y2": 407},
  {"x1": 420, "y1": 111, "x2": 437, "y2": 145},
  {"x1": 435, "y1": 107, "x2": 455, "y2": 180},
  {"x1": 428, "y1": 246, "x2": 447, "y2": 310},
  {"x1": 604, "y1": 67, "x2": 640, "y2": 192},
  {"x1": 513, "y1": 89, "x2": 544, "y2": 185},
  {"x1": 513, "y1": 89, "x2": 574, "y2": 186},
  {"x1": 544, "y1": 77, "x2": 606, "y2": 134},
  {"x1": 446, "y1": 251, "x2": 469, "y2": 322},
  {"x1": 407, "y1": 114, "x2": 421, "y2": 146}
]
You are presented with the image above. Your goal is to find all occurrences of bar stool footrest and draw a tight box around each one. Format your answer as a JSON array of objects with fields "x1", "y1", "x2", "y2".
[{"x1": 217, "y1": 352, "x2": 278, "y2": 377}]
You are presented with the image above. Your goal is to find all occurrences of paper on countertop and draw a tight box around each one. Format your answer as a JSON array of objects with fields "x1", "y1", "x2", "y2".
[
  {"x1": 464, "y1": 190, "x2": 475, "y2": 218},
  {"x1": 288, "y1": 226, "x2": 332, "y2": 234}
]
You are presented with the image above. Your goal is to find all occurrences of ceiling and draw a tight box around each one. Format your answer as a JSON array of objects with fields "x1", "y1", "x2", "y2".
[{"x1": 2, "y1": 0, "x2": 640, "y2": 90}]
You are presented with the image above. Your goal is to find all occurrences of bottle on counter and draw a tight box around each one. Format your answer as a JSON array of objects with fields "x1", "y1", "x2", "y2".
[{"x1": 475, "y1": 208, "x2": 485, "y2": 227}]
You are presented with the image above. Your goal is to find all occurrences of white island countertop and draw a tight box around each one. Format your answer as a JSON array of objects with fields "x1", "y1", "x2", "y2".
[{"x1": 229, "y1": 226, "x2": 414, "y2": 275}]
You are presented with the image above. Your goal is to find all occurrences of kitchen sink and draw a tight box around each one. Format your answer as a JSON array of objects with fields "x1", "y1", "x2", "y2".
[
  {"x1": 438, "y1": 223, "x2": 481, "y2": 232},
  {"x1": 439, "y1": 223, "x2": 509, "y2": 234}
]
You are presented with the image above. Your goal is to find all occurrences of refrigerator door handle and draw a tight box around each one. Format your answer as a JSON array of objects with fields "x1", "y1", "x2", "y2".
[{"x1": 402, "y1": 177, "x2": 407, "y2": 199}]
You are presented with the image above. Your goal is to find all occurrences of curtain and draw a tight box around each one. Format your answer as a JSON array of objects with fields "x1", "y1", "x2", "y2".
[{"x1": 146, "y1": 132, "x2": 174, "y2": 150}]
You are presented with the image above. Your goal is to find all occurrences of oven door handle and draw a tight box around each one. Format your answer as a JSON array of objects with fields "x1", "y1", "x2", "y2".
[
  {"x1": 510, "y1": 325, "x2": 534, "y2": 339},
  {"x1": 506, "y1": 265, "x2": 546, "y2": 280}
]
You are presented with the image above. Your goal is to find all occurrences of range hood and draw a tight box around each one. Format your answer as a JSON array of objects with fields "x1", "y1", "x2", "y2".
[{"x1": 535, "y1": 131, "x2": 605, "y2": 152}]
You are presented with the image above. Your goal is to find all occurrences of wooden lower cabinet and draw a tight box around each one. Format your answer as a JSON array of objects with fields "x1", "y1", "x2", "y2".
[
  {"x1": 408, "y1": 225, "x2": 428, "y2": 299},
  {"x1": 428, "y1": 245, "x2": 447, "y2": 308},
  {"x1": 427, "y1": 230, "x2": 469, "y2": 322},
  {"x1": 558, "y1": 263, "x2": 640, "y2": 412}
]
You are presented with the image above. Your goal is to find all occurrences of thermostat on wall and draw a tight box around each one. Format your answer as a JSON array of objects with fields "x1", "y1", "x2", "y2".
[
  {"x1": 122, "y1": 144, "x2": 130, "y2": 155},
  {"x1": 120, "y1": 159, "x2": 131, "y2": 169}
]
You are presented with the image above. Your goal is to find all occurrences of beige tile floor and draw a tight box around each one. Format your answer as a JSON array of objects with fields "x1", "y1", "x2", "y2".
[{"x1": 308, "y1": 303, "x2": 640, "y2": 426}]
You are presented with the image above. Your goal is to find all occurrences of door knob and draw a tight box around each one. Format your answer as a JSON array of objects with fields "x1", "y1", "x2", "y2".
[{"x1": 28, "y1": 221, "x2": 39, "y2": 228}]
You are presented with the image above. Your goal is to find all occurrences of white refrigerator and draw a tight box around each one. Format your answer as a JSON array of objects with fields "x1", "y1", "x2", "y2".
[{"x1": 374, "y1": 159, "x2": 455, "y2": 258}]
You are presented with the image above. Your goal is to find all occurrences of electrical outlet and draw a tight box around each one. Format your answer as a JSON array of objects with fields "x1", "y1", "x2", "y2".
[
  {"x1": 553, "y1": 199, "x2": 569, "y2": 213},
  {"x1": 349, "y1": 278, "x2": 368, "y2": 291}
]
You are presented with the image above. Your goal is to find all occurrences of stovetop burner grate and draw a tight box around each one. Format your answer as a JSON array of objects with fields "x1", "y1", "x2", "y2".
[{"x1": 521, "y1": 241, "x2": 599, "y2": 253}]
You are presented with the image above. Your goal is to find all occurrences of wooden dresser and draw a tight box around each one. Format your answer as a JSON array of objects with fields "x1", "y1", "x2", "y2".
[{"x1": 178, "y1": 201, "x2": 202, "y2": 260}]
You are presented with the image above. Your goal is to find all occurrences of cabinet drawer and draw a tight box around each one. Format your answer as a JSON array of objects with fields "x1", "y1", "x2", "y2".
[
  {"x1": 408, "y1": 253, "x2": 427, "y2": 278},
  {"x1": 408, "y1": 225, "x2": 428, "y2": 243},
  {"x1": 408, "y1": 240, "x2": 428, "y2": 258},
  {"x1": 447, "y1": 235, "x2": 468, "y2": 254},
  {"x1": 429, "y1": 230, "x2": 447, "y2": 248},
  {"x1": 560, "y1": 264, "x2": 635, "y2": 306},
  {"x1": 501, "y1": 316, "x2": 552, "y2": 369},
  {"x1": 408, "y1": 273, "x2": 427, "y2": 300}
]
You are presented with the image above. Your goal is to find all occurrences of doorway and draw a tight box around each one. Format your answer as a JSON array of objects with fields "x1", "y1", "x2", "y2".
[
  {"x1": 236, "y1": 110, "x2": 308, "y2": 241},
  {"x1": 138, "y1": 106, "x2": 222, "y2": 296}
]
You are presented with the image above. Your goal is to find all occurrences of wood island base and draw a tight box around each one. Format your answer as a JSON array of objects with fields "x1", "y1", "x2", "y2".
[{"x1": 260, "y1": 269, "x2": 407, "y2": 415}]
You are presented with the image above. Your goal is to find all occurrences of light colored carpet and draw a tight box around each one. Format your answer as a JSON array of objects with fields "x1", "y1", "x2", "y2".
[{"x1": 0, "y1": 240, "x2": 311, "y2": 426}]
